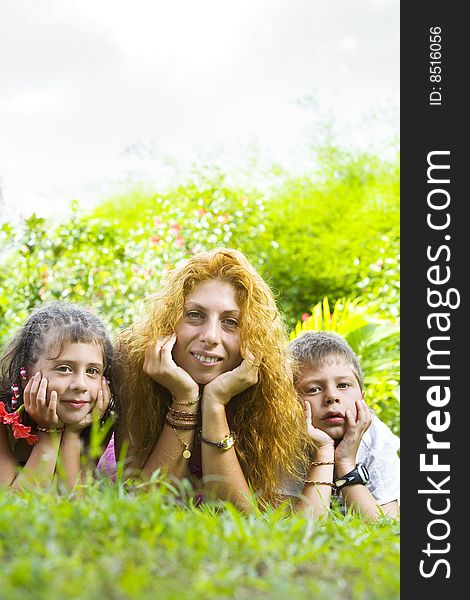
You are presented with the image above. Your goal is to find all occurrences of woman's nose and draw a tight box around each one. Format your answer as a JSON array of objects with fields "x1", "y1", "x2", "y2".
[{"x1": 199, "y1": 319, "x2": 220, "y2": 345}]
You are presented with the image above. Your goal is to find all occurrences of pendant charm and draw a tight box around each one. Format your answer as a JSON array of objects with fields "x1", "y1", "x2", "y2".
[{"x1": 183, "y1": 449, "x2": 191, "y2": 459}]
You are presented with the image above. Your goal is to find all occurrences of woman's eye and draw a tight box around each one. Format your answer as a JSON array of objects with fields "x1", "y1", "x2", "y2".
[
  {"x1": 223, "y1": 318, "x2": 239, "y2": 328},
  {"x1": 186, "y1": 311, "x2": 203, "y2": 319}
]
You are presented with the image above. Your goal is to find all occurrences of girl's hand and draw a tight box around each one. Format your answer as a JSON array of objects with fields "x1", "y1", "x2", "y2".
[
  {"x1": 304, "y1": 401, "x2": 335, "y2": 449},
  {"x1": 334, "y1": 398, "x2": 372, "y2": 474},
  {"x1": 23, "y1": 372, "x2": 64, "y2": 429},
  {"x1": 66, "y1": 377, "x2": 111, "y2": 433},
  {"x1": 143, "y1": 334, "x2": 199, "y2": 402},
  {"x1": 203, "y1": 350, "x2": 260, "y2": 407}
]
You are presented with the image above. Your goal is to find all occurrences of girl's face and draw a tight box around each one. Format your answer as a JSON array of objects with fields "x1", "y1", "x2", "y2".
[
  {"x1": 30, "y1": 341, "x2": 105, "y2": 424},
  {"x1": 296, "y1": 359, "x2": 362, "y2": 440},
  {"x1": 172, "y1": 279, "x2": 243, "y2": 385}
]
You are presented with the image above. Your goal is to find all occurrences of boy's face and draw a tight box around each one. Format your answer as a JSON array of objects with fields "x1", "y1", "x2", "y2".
[{"x1": 296, "y1": 359, "x2": 362, "y2": 441}]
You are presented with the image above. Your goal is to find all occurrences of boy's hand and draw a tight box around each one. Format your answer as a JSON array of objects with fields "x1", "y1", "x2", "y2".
[
  {"x1": 143, "y1": 334, "x2": 199, "y2": 402},
  {"x1": 334, "y1": 398, "x2": 371, "y2": 475},
  {"x1": 202, "y1": 350, "x2": 260, "y2": 407},
  {"x1": 304, "y1": 401, "x2": 335, "y2": 449},
  {"x1": 23, "y1": 372, "x2": 64, "y2": 429}
]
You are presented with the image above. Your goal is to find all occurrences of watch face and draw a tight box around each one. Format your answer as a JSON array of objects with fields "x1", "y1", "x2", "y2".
[{"x1": 223, "y1": 436, "x2": 235, "y2": 450}]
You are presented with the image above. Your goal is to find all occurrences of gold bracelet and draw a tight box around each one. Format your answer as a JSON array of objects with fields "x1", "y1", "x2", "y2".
[
  {"x1": 171, "y1": 396, "x2": 199, "y2": 406},
  {"x1": 304, "y1": 480, "x2": 335, "y2": 487},
  {"x1": 171, "y1": 427, "x2": 193, "y2": 459},
  {"x1": 36, "y1": 425, "x2": 65, "y2": 433},
  {"x1": 311, "y1": 461, "x2": 335, "y2": 466}
]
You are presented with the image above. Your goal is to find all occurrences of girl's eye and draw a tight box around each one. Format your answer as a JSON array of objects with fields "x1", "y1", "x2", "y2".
[
  {"x1": 338, "y1": 382, "x2": 351, "y2": 389},
  {"x1": 87, "y1": 367, "x2": 101, "y2": 376},
  {"x1": 56, "y1": 365, "x2": 72, "y2": 373}
]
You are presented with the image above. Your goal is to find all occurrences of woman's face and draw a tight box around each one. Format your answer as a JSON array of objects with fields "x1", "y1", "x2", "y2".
[{"x1": 172, "y1": 279, "x2": 243, "y2": 385}]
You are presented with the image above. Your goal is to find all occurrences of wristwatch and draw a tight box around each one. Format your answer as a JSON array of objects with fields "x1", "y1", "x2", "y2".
[
  {"x1": 199, "y1": 431, "x2": 237, "y2": 451},
  {"x1": 334, "y1": 463, "x2": 370, "y2": 490}
]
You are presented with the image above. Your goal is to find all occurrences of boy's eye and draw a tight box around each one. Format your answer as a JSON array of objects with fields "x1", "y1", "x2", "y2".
[{"x1": 305, "y1": 386, "x2": 321, "y2": 394}]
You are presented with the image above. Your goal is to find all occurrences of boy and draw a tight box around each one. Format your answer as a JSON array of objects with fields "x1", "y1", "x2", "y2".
[{"x1": 289, "y1": 330, "x2": 399, "y2": 520}]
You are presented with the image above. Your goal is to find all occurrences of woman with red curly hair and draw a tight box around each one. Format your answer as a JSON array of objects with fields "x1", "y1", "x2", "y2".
[{"x1": 114, "y1": 248, "x2": 311, "y2": 511}]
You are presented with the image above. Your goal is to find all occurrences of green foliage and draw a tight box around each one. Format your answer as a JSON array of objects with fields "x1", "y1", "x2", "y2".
[
  {"x1": 232, "y1": 147, "x2": 400, "y2": 325},
  {"x1": 291, "y1": 297, "x2": 400, "y2": 435},
  {"x1": 0, "y1": 187, "x2": 266, "y2": 345},
  {"x1": 0, "y1": 482, "x2": 400, "y2": 599}
]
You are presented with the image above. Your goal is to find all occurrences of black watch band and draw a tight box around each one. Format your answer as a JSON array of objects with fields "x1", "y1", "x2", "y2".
[
  {"x1": 334, "y1": 463, "x2": 370, "y2": 490},
  {"x1": 199, "y1": 431, "x2": 237, "y2": 451}
]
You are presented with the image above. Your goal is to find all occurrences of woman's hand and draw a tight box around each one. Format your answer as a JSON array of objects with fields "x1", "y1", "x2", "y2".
[
  {"x1": 65, "y1": 377, "x2": 112, "y2": 433},
  {"x1": 304, "y1": 401, "x2": 335, "y2": 450},
  {"x1": 143, "y1": 334, "x2": 199, "y2": 402},
  {"x1": 334, "y1": 398, "x2": 371, "y2": 475},
  {"x1": 23, "y1": 371, "x2": 64, "y2": 429},
  {"x1": 203, "y1": 350, "x2": 260, "y2": 407}
]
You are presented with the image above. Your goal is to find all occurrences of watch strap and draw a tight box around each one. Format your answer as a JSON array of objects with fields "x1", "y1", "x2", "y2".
[
  {"x1": 334, "y1": 464, "x2": 369, "y2": 489},
  {"x1": 199, "y1": 431, "x2": 237, "y2": 451}
]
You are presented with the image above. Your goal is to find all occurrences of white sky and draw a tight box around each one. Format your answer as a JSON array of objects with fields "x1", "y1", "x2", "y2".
[{"x1": 0, "y1": 0, "x2": 399, "y2": 220}]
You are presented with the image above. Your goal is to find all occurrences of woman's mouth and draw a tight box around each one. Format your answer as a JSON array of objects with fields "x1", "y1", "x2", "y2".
[{"x1": 191, "y1": 353, "x2": 223, "y2": 366}]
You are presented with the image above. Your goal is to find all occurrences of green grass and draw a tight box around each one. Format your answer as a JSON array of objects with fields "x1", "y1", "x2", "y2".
[{"x1": 0, "y1": 480, "x2": 399, "y2": 600}]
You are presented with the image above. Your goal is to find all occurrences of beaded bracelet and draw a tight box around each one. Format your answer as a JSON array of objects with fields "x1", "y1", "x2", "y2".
[
  {"x1": 165, "y1": 419, "x2": 197, "y2": 431},
  {"x1": 36, "y1": 425, "x2": 65, "y2": 433},
  {"x1": 311, "y1": 461, "x2": 335, "y2": 466},
  {"x1": 304, "y1": 480, "x2": 335, "y2": 487},
  {"x1": 168, "y1": 408, "x2": 199, "y2": 417},
  {"x1": 171, "y1": 396, "x2": 199, "y2": 406}
]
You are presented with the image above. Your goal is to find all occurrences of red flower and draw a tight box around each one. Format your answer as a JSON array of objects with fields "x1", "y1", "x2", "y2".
[
  {"x1": 0, "y1": 402, "x2": 20, "y2": 425},
  {"x1": 0, "y1": 401, "x2": 39, "y2": 445},
  {"x1": 0, "y1": 402, "x2": 10, "y2": 420},
  {"x1": 174, "y1": 236, "x2": 185, "y2": 247},
  {"x1": 301, "y1": 313, "x2": 310, "y2": 322},
  {"x1": 11, "y1": 421, "x2": 39, "y2": 445}
]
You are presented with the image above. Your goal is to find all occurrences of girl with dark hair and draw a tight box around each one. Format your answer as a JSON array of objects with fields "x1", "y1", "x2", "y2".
[
  {"x1": 114, "y1": 248, "x2": 313, "y2": 511},
  {"x1": 0, "y1": 302, "x2": 114, "y2": 490}
]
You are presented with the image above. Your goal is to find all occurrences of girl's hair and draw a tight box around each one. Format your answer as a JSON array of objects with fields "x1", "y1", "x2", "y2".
[
  {"x1": 117, "y1": 247, "x2": 311, "y2": 507},
  {"x1": 0, "y1": 301, "x2": 115, "y2": 411},
  {"x1": 289, "y1": 330, "x2": 363, "y2": 388}
]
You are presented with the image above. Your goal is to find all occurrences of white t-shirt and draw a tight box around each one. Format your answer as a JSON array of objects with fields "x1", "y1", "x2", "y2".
[
  {"x1": 356, "y1": 413, "x2": 400, "y2": 505},
  {"x1": 282, "y1": 414, "x2": 400, "y2": 506}
]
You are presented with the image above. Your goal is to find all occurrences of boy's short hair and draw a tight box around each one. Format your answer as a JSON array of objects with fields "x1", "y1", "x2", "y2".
[{"x1": 289, "y1": 330, "x2": 363, "y2": 388}]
